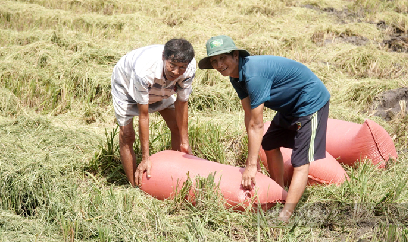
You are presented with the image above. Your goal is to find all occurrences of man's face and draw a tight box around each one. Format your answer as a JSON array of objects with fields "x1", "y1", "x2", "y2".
[
  {"x1": 163, "y1": 58, "x2": 189, "y2": 82},
  {"x1": 209, "y1": 52, "x2": 239, "y2": 78}
]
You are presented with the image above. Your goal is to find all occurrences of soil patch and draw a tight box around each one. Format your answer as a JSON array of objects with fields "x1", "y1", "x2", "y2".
[
  {"x1": 306, "y1": 6, "x2": 370, "y2": 47},
  {"x1": 311, "y1": 31, "x2": 369, "y2": 47},
  {"x1": 369, "y1": 87, "x2": 408, "y2": 121},
  {"x1": 376, "y1": 21, "x2": 408, "y2": 53},
  {"x1": 325, "y1": 34, "x2": 369, "y2": 46},
  {"x1": 303, "y1": 5, "x2": 408, "y2": 52},
  {"x1": 321, "y1": 7, "x2": 365, "y2": 24},
  {"x1": 383, "y1": 35, "x2": 408, "y2": 53},
  {"x1": 302, "y1": 5, "x2": 364, "y2": 23}
]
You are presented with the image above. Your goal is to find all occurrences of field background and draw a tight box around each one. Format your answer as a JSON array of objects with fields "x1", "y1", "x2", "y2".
[{"x1": 1, "y1": 0, "x2": 408, "y2": 241}]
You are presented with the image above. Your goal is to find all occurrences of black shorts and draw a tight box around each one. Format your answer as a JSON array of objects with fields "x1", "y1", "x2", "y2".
[{"x1": 261, "y1": 101, "x2": 330, "y2": 167}]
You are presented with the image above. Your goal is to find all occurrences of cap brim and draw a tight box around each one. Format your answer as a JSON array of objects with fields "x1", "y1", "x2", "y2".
[
  {"x1": 198, "y1": 49, "x2": 250, "y2": 69},
  {"x1": 198, "y1": 56, "x2": 213, "y2": 69}
]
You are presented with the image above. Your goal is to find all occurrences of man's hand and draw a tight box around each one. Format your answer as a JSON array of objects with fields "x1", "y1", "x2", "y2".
[
  {"x1": 135, "y1": 158, "x2": 151, "y2": 187},
  {"x1": 241, "y1": 164, "x2": 257, "y2": 190}
]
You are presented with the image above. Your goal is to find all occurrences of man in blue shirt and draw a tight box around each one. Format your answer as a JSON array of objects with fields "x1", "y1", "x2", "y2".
[{"x1": 199, "y1": 35, "x2": 330, "y2": 222}]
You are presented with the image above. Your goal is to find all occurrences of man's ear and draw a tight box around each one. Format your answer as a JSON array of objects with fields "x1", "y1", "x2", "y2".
[{"x1": 233, "y1": 50, "x2": 239, "y2": 59}]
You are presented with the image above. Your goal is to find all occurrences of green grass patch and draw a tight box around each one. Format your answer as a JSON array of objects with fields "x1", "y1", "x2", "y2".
[{"x1": 1, "y1": 0, "x2": 408, "y2": 240}]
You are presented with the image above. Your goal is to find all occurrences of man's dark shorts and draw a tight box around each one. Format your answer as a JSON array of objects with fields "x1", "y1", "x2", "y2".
[{"x1": 261, "y1": 101, "x2": 330, "y2": 167}]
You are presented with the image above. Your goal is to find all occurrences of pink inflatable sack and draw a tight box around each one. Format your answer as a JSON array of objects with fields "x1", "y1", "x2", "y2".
[
  {"x1": 141, "y1": 150, "x2": 288, "y2": 211},
  {"x1": 259, "y1": 122, "x2": 348, "y2": 186},
  {"x1": 259, "y1": 147, "x2": 348, "y2": 186},
  {"x1": 326, "y1": 118, "x2": 397, "y2": 168}
]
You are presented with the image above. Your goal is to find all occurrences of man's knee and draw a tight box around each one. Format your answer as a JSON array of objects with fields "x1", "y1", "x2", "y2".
[
  {"x1": 293, "y1": 162, "x2": 310, "y2": 172},
  {"x1": 266, "y1": 148, "x2": 282, "y2": 156},
  {"x1": 120, "y1": 124, "x2": 136, "y2": 145},
  {"x1": 161, "y1": 109, "x2": 179, "y2": 134},
  {"x1": 167, "y1": 119, "x2": 179, "y2": 134}
]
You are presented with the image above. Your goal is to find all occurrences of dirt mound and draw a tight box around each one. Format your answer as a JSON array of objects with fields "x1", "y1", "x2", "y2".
[
  {"x1": 325, "y1": 34, "x2": 369, "y2": 46},
  {"x1": 305, "y1": 6, "x2": 408, "y2": 51},
  {"x1": 369, "y1": 88, "x2": 408, "y2": 120},
  {"x1": 383, "y1": 35, "x2": 408, "y2": 53},
  {"x1": 377, "y1": 21, "x2": 408, "y2": 53},
  {"x1": 311, "y1": 31, "x2": 369, "y2": 47}
]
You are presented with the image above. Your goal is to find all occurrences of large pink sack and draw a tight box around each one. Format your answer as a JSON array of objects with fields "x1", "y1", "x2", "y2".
[
  {"x1": 326, "y1": 118, "x2": 397, "y2": 168},
  {"x1": 259, "y1": 122, "x2": 348, "y2": 186},
  {"x1": 259, "y1": 147, "x2": 348, "y2": 186},
  {"x1": 141, "y1": 150, "x2": 287, "y2": 211}
]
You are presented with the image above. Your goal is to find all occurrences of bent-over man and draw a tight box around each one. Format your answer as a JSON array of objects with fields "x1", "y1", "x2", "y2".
[
  {"x1": 111, "y1": 39, "x2": 196, "y2": 187},
  {"x1": 198, "y1": 35, "x2": 330, "y2": 222}
]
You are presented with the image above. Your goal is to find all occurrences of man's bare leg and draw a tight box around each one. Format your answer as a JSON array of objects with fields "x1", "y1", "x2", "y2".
[
  {"x1": 119, "y1": 119, "x2": 138, "y2": 186},
  {"x1": 265, "y1": 148, "x2": 284, "y2": 187},
  {"x1": 158, "y1": 108, "x2": 180, "y2": 150},
  {"x1": 279, "y1": 163, "x2": 310, "y2": 222}
]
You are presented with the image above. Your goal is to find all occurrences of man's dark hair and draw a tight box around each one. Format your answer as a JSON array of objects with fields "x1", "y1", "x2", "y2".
[{"x1": 163, "y1": 39, "x2": 195, "y2": 63}]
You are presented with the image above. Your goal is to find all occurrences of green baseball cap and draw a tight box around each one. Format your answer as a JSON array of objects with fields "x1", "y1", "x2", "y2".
[{"x1": 198, "y1": 35, "x2": 250, "y2": 69}]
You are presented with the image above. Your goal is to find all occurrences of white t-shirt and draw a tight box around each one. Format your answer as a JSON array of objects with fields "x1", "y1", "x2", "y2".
[{"x1": 111, "y1": 44, "x2": 196, "y2": 105}]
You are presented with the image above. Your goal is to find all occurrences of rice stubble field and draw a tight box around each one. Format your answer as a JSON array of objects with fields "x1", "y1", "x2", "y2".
[{"x1": 0, "y1": 0, "x2": 408, "y2": 241}]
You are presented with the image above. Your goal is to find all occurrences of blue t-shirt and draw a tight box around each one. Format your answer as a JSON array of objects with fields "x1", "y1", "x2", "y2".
[{"x1": 230, "y1": 55, "x2": 330, "y2": 117}]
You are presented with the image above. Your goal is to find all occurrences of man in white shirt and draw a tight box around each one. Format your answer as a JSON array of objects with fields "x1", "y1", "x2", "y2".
[{"x1": 111, "y1": 39, "x2": 196, "y2": 187}]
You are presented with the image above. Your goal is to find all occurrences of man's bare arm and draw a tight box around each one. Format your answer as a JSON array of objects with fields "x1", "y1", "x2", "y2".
[
  {"x1": 241, "y1": 98, "x2": 264, "y2": 189},
  {"x1": 135, "y1": 103, "x2": 151, "y2": 187}
]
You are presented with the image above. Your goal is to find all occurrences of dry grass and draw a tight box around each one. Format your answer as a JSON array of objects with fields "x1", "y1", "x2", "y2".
[{"x1": 1, "y1": 0, "x2": 408, "y2": 241}]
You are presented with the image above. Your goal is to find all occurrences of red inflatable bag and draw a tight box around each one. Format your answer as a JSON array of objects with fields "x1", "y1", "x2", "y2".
[
  {"x1": 141, "y1": 150, "x2": 287, "y2": 211},
  {"x1": 326, "y1": 118, "x2": 397, "y2": 168},
  {"x1": 259, "y1": 122, "x2": 348, "y2": 186}
]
